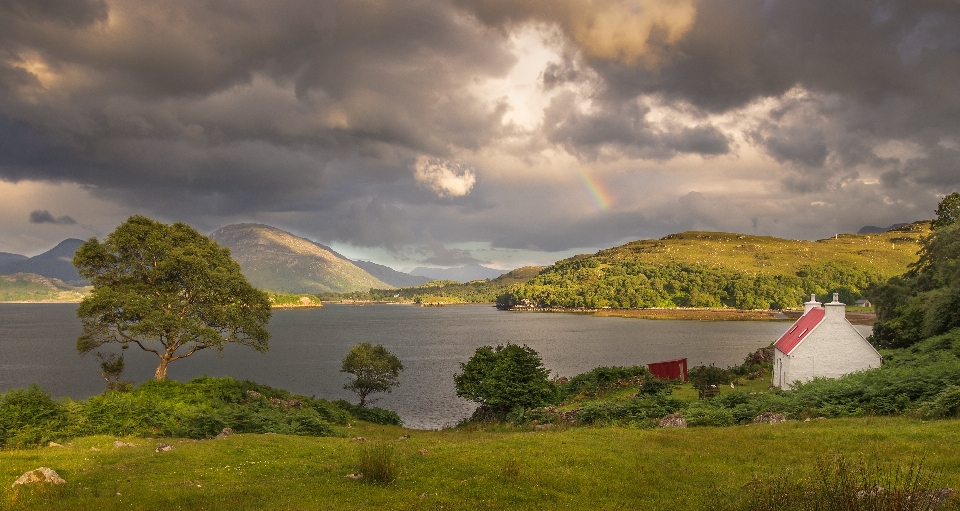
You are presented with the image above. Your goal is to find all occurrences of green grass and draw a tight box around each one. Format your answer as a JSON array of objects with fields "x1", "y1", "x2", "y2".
[{"x1": 3, "y1": 417, "x2": 959, "y2": 510}]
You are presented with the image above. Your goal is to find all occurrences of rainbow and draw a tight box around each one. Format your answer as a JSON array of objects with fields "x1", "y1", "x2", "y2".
[{"x1": 575, "y1": 166, "x2": 613, "y2": 211}]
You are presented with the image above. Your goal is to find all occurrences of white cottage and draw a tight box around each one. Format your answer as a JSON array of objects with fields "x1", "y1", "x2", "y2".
[{"x1": 772, "y1": 293, "x2": 882, "y2": 389}]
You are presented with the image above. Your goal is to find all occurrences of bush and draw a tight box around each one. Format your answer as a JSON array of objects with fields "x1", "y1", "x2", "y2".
[
  {"x1": 0, "y1": 385, "x2": 69, "y2": 449},
  {"x1": 454, "y1": 344, "x2": 560, "y2": 416},
  {"x1": 334, "y1": 400, "x2": 402, "y2": 426},
  {"x1": 559, "y1": 366, "x2": 656, "y2": 399},
  {"x1": 0, "y1": 377, "x2": 394, "y2": 449}
]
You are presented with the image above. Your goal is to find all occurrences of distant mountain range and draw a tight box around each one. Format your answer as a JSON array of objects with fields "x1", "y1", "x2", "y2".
[
  {"x1": 410, "y1": 264, "x2": 506, "y2": 283},
  {"x1": 351, "y1": 260, "x2": 432, "y2": 288},
  {"x1": 0, "y1": 252, "x2": 27, "y2": 267},
  {"x1": 857, "y1": 223, "x2": 911, "y2": 234},
  {"x1": 0, "y1": 239, "x2": 85, "y2": 284},
  {"x1": 209, "y1": 224, "x2": 392, "y2": 294}
]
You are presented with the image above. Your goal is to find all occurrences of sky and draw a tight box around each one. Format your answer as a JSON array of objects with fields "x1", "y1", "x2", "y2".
[{"x1": 1, "y1": 0, "x2": 958, "y2": 270}]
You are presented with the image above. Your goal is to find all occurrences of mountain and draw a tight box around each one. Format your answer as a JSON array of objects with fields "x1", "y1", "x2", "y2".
[
  {"x1": 352, "y1": 260, "x2": 432, "y2": 288},
  {"x1": 0, "y1": 239, "x2": 85, "y2": 284},
  {"x1": 209, "y1": 224, "x2": 391, "y2": 294},
  {"x1": 0, "y1": 252, "x2": 27, "y2": 267},
  {"x1": 857, "y1": 223, "x2": 911, "y2": 234},
  {"x1": 409, "y1": 264, "x2": 508, "y2": 283},
  {"x1": 499, "y1": 222, "x2": 931, "y2": 310}
]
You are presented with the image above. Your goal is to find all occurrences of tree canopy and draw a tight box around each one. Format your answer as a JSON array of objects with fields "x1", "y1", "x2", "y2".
[
  {"x1": 341, "y1": 342, "x2": 404, "y2": 407},
  {"x1": 74, "y1": 215, "x2": 271, "y2": 380},
  {"x1": 454, "y1": 344, "x2": 558, "y2": 415},
  {"x1": 868, "y1": 193, "x2": 960, "y2": 348}
]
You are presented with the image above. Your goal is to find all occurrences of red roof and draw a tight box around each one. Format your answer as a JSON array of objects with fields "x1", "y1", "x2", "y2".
[{"x1": 774, "y1": 307, "x2": 825, "y2": 355}]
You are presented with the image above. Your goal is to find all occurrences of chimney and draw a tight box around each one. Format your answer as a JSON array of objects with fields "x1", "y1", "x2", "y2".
[
  {"x1": 803, "y1": 294, "x2": 822, "y2": 314},
  {"x1": 824, "y1": 292, "x2": 845, "y2": 321}
]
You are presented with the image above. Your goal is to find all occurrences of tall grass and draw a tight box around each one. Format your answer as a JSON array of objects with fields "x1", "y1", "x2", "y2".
[
  {"x1": 708, "y1": 455, "x2": 959, "y2": 511},
  {"x1": 356, "y1": 443, "x2": 399, "y2": 484}
]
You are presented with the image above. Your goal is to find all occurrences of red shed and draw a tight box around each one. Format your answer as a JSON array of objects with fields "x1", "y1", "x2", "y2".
[{"x1": 647, "y1": 358, "x2": 688, "y2": 382}]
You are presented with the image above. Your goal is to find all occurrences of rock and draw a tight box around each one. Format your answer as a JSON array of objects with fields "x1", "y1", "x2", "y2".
[
  {"x1": 418, "y1": 449, "x2": 429, "y2": 455},
  {"x1": 214, "y1": 427, "x2": 233, "y2": 439},
  {"x1": 659, "y1": 413, "x2": 687, "y2": 428},
  {"x1": 350, "y1": 437, "x2": 368, "y2": 443},
  {"x1": 155, "y1": 443, "x2": 175, "y2": 452},
  {"x1": 753, "y1": 412, "x2": 788, "y2": 425},
  {"x1": 90, "y1": 447, "x2": 101, "y2": 451},
  {"x1": 397, "y1": 434, "x2": 410, "y2": 441},
  {"x1": 12, "y1": 467, "x2": 66, "y2": 487},
  {"x1": 246, "y1": 390, "x2": 263, "y2": 399},
  {"x1": 534, "y1": 423, "x2": 555, "y2": 431},
  {"x1": 113, "y1": 441, "x2": 136, "y2": 448},
  {"x1": 343, "y1": 473, "x2": 363, "y2": 480},
  {"x1": 48, "y1": 442, "x2": 64, "y2": 448}
]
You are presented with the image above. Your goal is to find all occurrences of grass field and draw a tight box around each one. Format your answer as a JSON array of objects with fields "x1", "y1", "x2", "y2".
[{"x1": 4, "y1": 416, "x2": 959, "y2": 510}]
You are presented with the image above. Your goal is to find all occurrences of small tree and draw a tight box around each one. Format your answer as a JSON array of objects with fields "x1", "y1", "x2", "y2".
[
  {"x1": 95, "y1": 352, "x2": 132, "y2": 391},
  {"x1": 454, "y1": 344, "x2": 558, "y2": 415},
  {"x1": 341, "y1": 343, "x2": 404, "y2": 407},
  {"x1": 74, "y1": 215, "x2": 271, "y2": 380}
]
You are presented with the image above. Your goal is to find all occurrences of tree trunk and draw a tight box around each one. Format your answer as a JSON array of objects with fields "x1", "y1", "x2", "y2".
[{"x1": 154, "y1": 357, "x2": 171, "y2": 380}]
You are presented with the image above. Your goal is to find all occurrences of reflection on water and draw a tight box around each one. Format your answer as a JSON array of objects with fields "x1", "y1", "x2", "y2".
[{"x1": 1, "y1": 303, "x2": 824, "y2": 429}]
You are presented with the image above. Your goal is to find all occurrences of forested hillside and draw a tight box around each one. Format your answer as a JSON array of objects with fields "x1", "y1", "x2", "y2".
[
  {"x1": 498, "y1": 223, "x2": 929, "y2": 310},
  {"x1": 324, "y1": 266, "x2": 544, "y2": 304}
]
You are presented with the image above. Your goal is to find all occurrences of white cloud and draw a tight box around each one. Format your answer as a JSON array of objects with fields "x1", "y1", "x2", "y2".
[{"x1": 413, "y1": 156, "x2": 477, "y2": 198}]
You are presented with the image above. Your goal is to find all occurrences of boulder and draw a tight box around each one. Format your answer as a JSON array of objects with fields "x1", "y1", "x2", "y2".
[
  {"x1": 12, "y1": 467, "x2": 66, "y2": 487},
  {"x1": 752, "y1": 412, "x2": 787, "y2": 424},
  {"x1": 113, "y1": 440, "x2": 136, "y2": 448},
  {"x1": 215, "y1": 427, "x2": 233, "y2": 439},
  {"x1": 659, "y1": 413, "x2": 687, "y2": 428},
  {"x1": 155, "y1": 443, "x2": 174, "y2": 452}
]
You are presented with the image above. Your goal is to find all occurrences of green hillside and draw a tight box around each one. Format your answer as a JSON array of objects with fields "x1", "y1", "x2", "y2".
[
  {"x1": 498, "y1": 222, "x2": 929, "y2": 310},
  {"x1": 0, "y1": 273, "x2": 89, "y2": 302},
  {"x1": 323, "y1": 266, "x2": 545, "y2": 303},
  {"x1": 210, "y1": 224, "x2": 391, "y2": 294}
]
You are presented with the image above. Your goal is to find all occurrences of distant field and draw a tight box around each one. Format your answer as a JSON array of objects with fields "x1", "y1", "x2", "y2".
[
  {"x1": 3, "y1": 417, "x2": 958, "y2": 510},
  {"x1": 0, "y1": 273, "x2": 88, "y2": 302}
]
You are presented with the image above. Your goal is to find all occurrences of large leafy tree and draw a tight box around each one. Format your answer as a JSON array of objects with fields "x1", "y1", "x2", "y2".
[
  {"x1": 868, "y1": 193, "x2": 960, "y2": 348},
  {"x1": 454, "y1": 344, "x2": 558, "y2": 415},
  {"x1": 74, "y1": 215, "x2": 271, "y2": 380},
  {"x1": 340, "y1": 342, "x2": 404, "y2": 407}
]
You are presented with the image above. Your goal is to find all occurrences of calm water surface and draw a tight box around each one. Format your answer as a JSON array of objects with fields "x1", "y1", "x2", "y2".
[{"x1": 1, "y1": 304, "x2": 858, "y2": 429}]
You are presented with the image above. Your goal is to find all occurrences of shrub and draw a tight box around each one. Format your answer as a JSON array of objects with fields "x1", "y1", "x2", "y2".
[
  {"x1": 334, "y1": 400, "x2": 402, "y2": 426},
  {"x1": 0, "y1": 385, "x2": 69, "y2": 449},
  {"x1": 559, "y1": 366, "x2": 653, "y2": 398}
]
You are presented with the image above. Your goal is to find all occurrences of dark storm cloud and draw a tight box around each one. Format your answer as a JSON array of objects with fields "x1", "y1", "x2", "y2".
[
  {"x1": 29, "y1": 210, "x2": 76, "y2": 224},
  {"x1": 542, "y1": 91, "x2": 729, "y2": 159},
  {"x1": 0, "y1": 0, "x2": 514, "y2": 213},
  {"x1": 1, "y1": 0, "x2": 958, "y2": 261},
  {"x1": 461, "y1": 0, "x2": 959, "y2": 188},
  {"x1": 0, "y1": 0, "x2": 107, "y2": 26}
]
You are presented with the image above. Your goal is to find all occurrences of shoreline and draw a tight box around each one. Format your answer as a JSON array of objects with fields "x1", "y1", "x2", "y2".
[
  {"x1": 508, "y1": 306, "x2": 877, "y2": 325},
  {"x1": 0, "y1": 300, "x2": 878, "y2": 325}
]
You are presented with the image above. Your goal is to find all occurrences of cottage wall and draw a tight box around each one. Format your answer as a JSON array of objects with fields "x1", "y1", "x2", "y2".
[{"x1": 780, "y1": 322, "x2": 880, "y2": 388}]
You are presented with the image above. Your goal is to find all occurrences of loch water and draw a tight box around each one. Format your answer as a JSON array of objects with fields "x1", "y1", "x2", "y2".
[{"x1": 0, "y1": 303, "x2": 858, "y2": 429}]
